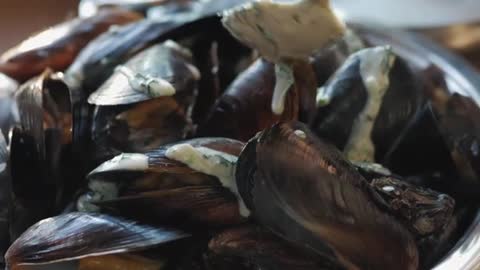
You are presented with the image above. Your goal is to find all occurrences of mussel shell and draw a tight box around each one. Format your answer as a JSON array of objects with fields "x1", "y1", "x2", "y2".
[
  {"x1": 0, "y1": 9, "x2": 142, "y2": 83},
  {"x1": 370, "y1": 177, "x2": 455, "y2": 237},
  {"x1": 5, "y1": 212, "x2": 187, "y2": 267},
  {"x1": 89, "y1": 137, "x2": 243, "y2": 177},
  {"x1": 188, "y1": 20, "x2": 254, "y2": 124},
  {"x1": 310, "y1": 55, "x2": 368, "y2": 149},
  {"x1": 86, "y1": 138, "x2": 245, "y2": 227},
  {"x1": 311, "y1": 48, "x2": 424, "y2": 162},
  {"x1": 197, "y1": 59, "x2": 316, "y2": 141},
  {"x1": 88, "y1": 41, "x2": 198, "y2": 106},
  {"x1": 0, "y1": 133, "x2": 10, "y2": 265},
  {"x1": 90, "y1": 92, "x2": 192, "y2": 160},
  {"x1": 382, "y1": 103, "x2": 457, "y2": 177},
  {"x1": 430, "y1": 90, "x2": 480, "y2": 195},
  {"x1": 209, "y1": 225, "x2": 345, "y2": 270},
  {"x1": 66, "y1": 0, "x2": 247, "y2": 95},
  {"x1": 95, "y1": 185, "x2": 242, "y2": 228},
  {"x1": 236, "y1": 121, "x2": 418, "y2": 270}
]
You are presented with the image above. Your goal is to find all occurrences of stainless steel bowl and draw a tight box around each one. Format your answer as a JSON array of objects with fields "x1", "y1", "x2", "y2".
[{"x1": 357, "y1": 26, "x2": 480, "y2": 270}]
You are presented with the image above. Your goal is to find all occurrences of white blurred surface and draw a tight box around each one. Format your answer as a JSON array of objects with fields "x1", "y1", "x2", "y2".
[{"x1": 332, "y1": 0, "x2": 480, "y2": 28}]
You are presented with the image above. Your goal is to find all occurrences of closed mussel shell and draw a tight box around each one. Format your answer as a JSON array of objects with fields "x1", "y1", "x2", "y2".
[
  {"x1": 5, "y1": 212, "x2": 187, "y2": 269},
  {"x1": 88, "y1": 41, "x2": 199, "y2": 159},
  {"x1": 66, "y1": 0, "x2": 247, "y2": 95},
  {"x1": 10, "y1": 70, "x2": 73, "y2": 238},
  {"x1": 0, "y1": 9, "x2": 142, "y2": 83},
  {"x1": 209, "y1": 225, "x2": 345, "y2": 270},
  {"x1": 311, "y1": 46, "x2": 424, "y2": 163},
  {"x1": 0, "y1": 133, "x2": 11, "y2": 266},
  {"x1": 197, "y1": 59, "x2": 317, "y2": 141},
  {"x1": 236, "y1": 121, "x2": 418, "y2": 270},
  {"x1": 82, "y1": 138, "x2": 245, "y2": 228}
]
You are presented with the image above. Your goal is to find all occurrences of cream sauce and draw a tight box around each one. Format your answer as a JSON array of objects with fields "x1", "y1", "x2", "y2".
[
  {"x1": 344, "y1": 46, "x2": 396, "y2": 162},
  {"x1": 116, "y1": 65, "x2": 176, "y2": 98},
  {"x1": 272, "y1": 62, "x2": 295, "y2": 114},
  {"x1": 222, "y1": 0, "x2": 345, "y2": 115},
  {"x1": 77, "y1": 180, "x2": 119, "y2": 212},
  {"x1": 165, "y1": 144, "x2": 251, "y2": 217},
  {"x1": 222, "y1": 0, "x2": 346, "y2": 61}
]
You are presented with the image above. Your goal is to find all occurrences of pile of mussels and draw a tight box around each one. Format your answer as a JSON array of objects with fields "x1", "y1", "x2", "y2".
[{"x1": 0, "y1": 0, "x2": 480, "y2": 269}]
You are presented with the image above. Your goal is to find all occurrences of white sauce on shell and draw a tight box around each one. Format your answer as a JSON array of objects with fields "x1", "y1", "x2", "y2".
[
  {"x1": 116, "y1": 65, "x2": 176, "y2": 97},
  {"x1": 272, "y1": 62, "x2": 295, "y2": 114},
  {"x1": 344, "y1": 46, "x2": 396, "y2": 162},
  {"x1": 88, "y1": 153, "x2": 149, "y2": 176},
  {"x1": 165, "y1": 144, "x2": 251, "y2": 217},
  {"x1": 294, "y1": 129, "x2": 307, "y2": 139},
  {"x1": 77, "y1": 180, "x2": 119, "y2": 212},
  {"x1": 222, "y1": 0, "x2": 345, "y2": 115},
  {"x1": 382, "y1": 186, "x2": 395, "y2": 192}
]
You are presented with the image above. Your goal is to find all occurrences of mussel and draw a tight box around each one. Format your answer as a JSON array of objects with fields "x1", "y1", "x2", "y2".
[
  {"x1": 88, "y1": 41, "x2": 199, "y2": 161},
  {"x1": 209, "y1": 225, "x2": 345, "y2": 270},
  {"x1": 0, "y1": 9, "x2": 142, "y2": 83},
  {"x1": 9, "y1": 70, "x2": 73, "y2": 238},
  {"x1": 236, "y1": 121, "x2": 418, "y2": 270},
  {"x1": 5, "y1": 212, "x2": 186, "y2": 269},
  {"x1": 370, "y1": 176, "x2": 455, "y2": 237},
  {"x1": 311, "y1": 46, "x2": 425, "y2": 163},
  {"x1": 0, "y1": 73, "x2": 19, "y2": 138},
  {"x1": 66, "y1": 0, "x2": 247, "y2": 95},
  {"x1": 197, "y1": 59, "x2": 317, "y2": 141},
  {"x1": 427, "y1": 85, "x2": 480, "y2": 197},
  {"x1": 83, "y1": 138, "x2": 246, "y2": 228},
  {"x1": 0, "y1": 133, "x2": 11, "y2": 266}
]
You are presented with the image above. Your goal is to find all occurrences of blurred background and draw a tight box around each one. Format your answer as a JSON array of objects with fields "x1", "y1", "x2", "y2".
[
  {"x1": 1, "y1": 0, "x2": 480, "y2": 69},
  {"x1": 0, "y1": 0, "x2": 78, "y2": 52}
]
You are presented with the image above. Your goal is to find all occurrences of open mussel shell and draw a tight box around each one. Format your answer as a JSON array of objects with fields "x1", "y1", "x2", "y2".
[
  {"x1": 84, "y1": 138, "x2": 245, "y2": 227},
  {"x1": 311, "y1": 46, "x2": 425, "y2": 163},
  {"x1": 209, "y1": 225, "x2": 345, "y2": 270},
  {"x1": 5, "y1": 212, "x2": 187, "y2": 268},
  {"x1": 66, "y1": 0, "x2": 247, "y2": 95},
  {"x1": 197, "y1": 59, "x2": 317, "y2": 141},
  {"x1": 0, "y1": 73, "x2": 19, "y2": 138},
  {"x1": 0, "y1": 9, "x2": 142, "y2": 83},
  {"x1": 236, "y1": 121, "x2": 418, "y2": 270}
]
